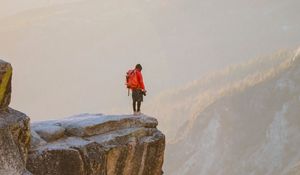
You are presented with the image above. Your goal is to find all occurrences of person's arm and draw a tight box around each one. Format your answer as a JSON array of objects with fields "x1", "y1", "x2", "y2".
[{"x1": 137, "y1": 71, "x2": 146, "y2": 91}]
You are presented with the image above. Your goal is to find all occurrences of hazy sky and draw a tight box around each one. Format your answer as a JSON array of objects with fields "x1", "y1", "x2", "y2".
[{"x1": 0, "y1": 0, "x2": 299, "y2": 120}]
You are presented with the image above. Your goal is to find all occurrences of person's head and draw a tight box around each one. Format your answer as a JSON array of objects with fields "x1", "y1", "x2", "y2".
[{"x1": 135, "y1": 64, "x2": 142, "y2": 71}]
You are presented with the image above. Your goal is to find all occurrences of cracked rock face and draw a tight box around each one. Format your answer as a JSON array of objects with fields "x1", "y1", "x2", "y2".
[
  {"x1": 0, "y1": 110, "x2": 31, "y2": 175},
  {"x1": 27, "y1": 114, "x2": 165, "y2": 175},
  {"x1": 0, "y1": 60, "x2": 31, "y2": 175},
  {"x1": 0, "y1": 109, "x2": 31, "y2": 175}
]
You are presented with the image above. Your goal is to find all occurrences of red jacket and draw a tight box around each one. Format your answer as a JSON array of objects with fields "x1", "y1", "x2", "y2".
[{"x1": 135, "y1": 69, "x2": 145, "y2": 90}]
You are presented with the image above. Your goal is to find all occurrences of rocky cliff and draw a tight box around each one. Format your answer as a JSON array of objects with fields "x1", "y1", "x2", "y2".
[
  {"x1": 0, "y1": 59, "x2": 165, "y2": 175},
  {"x1": 0, "y1": 60, "x2": 31, "y2": 175},
  {"x1": 28, "y1": 114, "x2": 165, "y2": 175}
]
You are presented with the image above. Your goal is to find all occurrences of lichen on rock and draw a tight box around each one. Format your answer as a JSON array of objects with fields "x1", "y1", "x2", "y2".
[{"x1": 0, "y1": 60, "x2": 12, "y2": 110}]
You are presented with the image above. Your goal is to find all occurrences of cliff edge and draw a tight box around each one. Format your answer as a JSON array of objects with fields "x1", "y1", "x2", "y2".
[
  {"x1": 0, "y1": 59, "x2": 165, "y2": 175},
  {"x1": 28, "y1": 114, "x2": 165, "y2": 175}
]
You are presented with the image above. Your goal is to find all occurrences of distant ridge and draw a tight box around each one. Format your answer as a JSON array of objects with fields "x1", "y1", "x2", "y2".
[
  {"x1": 150, "y1": 47, "x2": 300, "y2": 175},
  {"x1": 146, "y1": 48, "x2": 298, "y2": 142}
]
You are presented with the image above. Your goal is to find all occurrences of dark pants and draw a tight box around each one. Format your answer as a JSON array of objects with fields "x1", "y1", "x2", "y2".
[{"x1": 132, "y1": 89, "x2": 143, "y2": 112}]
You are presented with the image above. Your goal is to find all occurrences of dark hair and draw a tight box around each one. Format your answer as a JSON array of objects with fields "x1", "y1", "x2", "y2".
[{"x1": 135, "y1": 64, "x2": 142, "y2": 71}]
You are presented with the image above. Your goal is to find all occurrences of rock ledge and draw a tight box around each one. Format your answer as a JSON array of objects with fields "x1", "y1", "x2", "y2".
[{"x1": 27, "y1": 114, "x2": 165, "y2": 175}]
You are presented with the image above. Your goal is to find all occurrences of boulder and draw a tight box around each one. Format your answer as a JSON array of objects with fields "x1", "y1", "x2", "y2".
[
  {"x1": 1, "y1": 108, "x2": 31, "y2": 163},
  {"x1": 0, "y1": 60, "x2": 12, "y2": 110},
  {"x1": 0, "y1": 119, "x2": 25, "y2": 175},
  {"x1": 0, "y1": 109, "x2": 31, "y2": 175}
]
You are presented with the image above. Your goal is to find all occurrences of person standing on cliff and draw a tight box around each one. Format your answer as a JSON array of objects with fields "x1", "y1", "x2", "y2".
[{"x1": 126, "y1": 64, "x2": 147, "y2": 115}]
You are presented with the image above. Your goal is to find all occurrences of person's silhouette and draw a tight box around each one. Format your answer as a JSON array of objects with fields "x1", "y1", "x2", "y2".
[{"x1": 127, "y1": 64, "x2": 147, "y2": 115}]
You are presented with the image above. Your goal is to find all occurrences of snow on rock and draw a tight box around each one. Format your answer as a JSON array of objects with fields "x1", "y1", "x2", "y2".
[{"x1": 31, "y1": 123, "x2": 65, "y2": 142}]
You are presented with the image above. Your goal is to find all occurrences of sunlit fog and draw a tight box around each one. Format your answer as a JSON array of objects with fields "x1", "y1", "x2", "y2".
[{"x1": 0, "y1": 0, "x2": 299, "y2": 120}]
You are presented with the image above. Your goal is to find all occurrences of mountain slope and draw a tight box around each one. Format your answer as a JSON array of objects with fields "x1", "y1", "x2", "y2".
[
  {"x1": 160, "y1": 48, "x2": 300, "y2": 174},
  {"x1": 145, "y1": 49, "x2": 296, "y2": 141}
]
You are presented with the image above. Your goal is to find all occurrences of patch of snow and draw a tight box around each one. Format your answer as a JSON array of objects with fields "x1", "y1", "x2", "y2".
[
  {"x1": 32, "y1": 124, "x2": 64, "y2": 134},
  {"x1": 32, "y1": 123, "x2": 65, "y2": 141}
]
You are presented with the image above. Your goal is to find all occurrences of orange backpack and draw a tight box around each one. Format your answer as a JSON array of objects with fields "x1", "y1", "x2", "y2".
[{"x1": 126, "y1": 70, "x2": 139, "y2": 89}]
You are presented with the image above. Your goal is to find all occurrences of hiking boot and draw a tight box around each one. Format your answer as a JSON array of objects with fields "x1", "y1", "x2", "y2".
[
  {"x1": 137, "y1": 111, "x2": 143, "y2": 115},
  {"x1": 133, "y1": 112, "x2": 138, "y2": 116}
]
